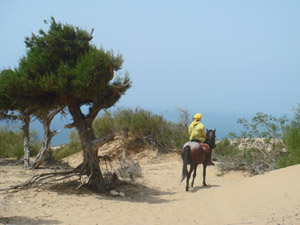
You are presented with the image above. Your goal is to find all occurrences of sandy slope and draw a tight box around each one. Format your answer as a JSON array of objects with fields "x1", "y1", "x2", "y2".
[{"x1": 1, "y1": 150, "x2": 300, "y2": 225}]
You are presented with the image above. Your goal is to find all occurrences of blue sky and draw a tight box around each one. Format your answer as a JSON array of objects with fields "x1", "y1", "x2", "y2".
[{"x1": 1, "y1": 0, "x2": 300, "y2": 142}]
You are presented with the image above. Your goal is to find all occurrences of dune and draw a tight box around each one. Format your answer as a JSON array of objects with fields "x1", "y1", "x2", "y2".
[{"x1": 0, "y1": 148, "x2": 299, "y2": 225}]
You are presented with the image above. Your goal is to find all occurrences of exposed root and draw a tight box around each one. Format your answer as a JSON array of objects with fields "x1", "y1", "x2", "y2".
[
  {"x1": 0, "y1": 156, "x2": 119, "y2": 193},
  {"x1": 0, "y1": 168, "x2": 82, "y2": 192}
]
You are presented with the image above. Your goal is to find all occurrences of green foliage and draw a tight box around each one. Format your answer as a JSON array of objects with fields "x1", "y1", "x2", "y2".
[
  {"x1": 235, "y1": 112, "x2": 288, "y2": 139},
  {"x1": 214, "y1": 139, "x2": 239, "y2": 157},
  {"x1": 275, "y1": 104, "x2": 300, "y2": 168},
  {"x1": 93, "y1": 107, "x2": 189, "y2": 152},
  {"x1": 0, "y1": 17, "x2": 131, "y2": 172},
  {"x1": 0, "y1": 126, "x2": 41, "y2": 158},
  {"x1": 52, "y1": 130, "x2": 82, "y2": 161},
  {"x1": 215, "y1": 112, "x2": 288, "y2": 174},
  {"x1": 0, "y1": 127, "x2": 23, "y2": 158}
]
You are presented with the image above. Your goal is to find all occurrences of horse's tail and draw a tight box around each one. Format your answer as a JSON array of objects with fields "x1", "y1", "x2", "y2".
[{"x1": 181, "y1": 145, "x2": 190, "y2": 182}]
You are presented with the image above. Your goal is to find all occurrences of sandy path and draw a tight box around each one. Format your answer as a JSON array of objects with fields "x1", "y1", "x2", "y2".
[{"x1": 1, "y1": 152, "x2": 300, "y2": 225}]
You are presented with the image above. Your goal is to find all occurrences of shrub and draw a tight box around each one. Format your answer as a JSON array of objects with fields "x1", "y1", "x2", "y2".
[
  {"x1": 275, "y1": 104, "x2": 300, "y2": 168},
  {"x1": 52, "y1": 130, "x2": 82, "y2": 161},
  {"x1": 215, "y1": 112, "x2": 288, "y2": 175},
  {"x1": 0, "y1": 127, "x2": 23, "y2": 158},
  {"x1": 0, "y1": 126, "x2": 41, "y2": 158},
  {"x1": 93, "y1": 107, "x2": 189, "y2": 152}
]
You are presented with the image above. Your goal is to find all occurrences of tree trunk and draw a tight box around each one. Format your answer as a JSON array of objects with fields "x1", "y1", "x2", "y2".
[
  {"x1": 31, "y1": 113, "x2": 60, "y2": 169},
  {"x1": 22, "y1": 115, "x2": 31, "y2": 168},
  {"x1": 67, "y1": 102, "x2": 111, "y2": 192},
  {"x1": 81, "y1": 129, "x2": 106, "y2": 192}
]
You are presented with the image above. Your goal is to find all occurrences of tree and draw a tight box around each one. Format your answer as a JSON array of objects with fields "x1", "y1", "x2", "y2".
[
  {"x1": 0, "y1": 69, "x2": 62, "y2": 168},
  {"x1": 8, "y1": 17, "x2": 131, "y2": 192},
  {"x1": 0, "y1": 70, "x2": 33, "y2": 167}
]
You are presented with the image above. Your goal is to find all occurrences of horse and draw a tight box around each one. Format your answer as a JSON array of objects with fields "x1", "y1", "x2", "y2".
[{"x1": 180, "y1": 129, "x2": 216, "y2": 191}]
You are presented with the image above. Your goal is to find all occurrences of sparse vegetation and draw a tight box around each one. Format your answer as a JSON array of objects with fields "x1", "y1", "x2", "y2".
[
  {"x1": 0, "y1": 126, "x2": 41, "y2": 158},
  {"x1": 93, "y1": 107, "x2": 189, "y2": 152},
  {"x1": 2, "y1": 104, "x2": 300, "y2": 177},
  {"x1": 275, "y1": 104, "x2": 300, "y2": 168},
  {"x1": 52, "y1": 130, "x2": 82, "y2": 161},
  {"x1": 214, "y1": 112, "x2": 288, "y2": 175}
]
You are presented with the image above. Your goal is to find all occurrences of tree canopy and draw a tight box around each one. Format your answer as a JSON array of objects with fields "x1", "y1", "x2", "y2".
[{"x1": 0, "y1": 17, "x2": 131, "y2": 191}]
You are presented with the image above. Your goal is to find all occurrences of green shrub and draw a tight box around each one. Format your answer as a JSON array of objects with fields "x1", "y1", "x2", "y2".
[
  {"x1": 214, "y1": 139, "x2": 239, "y2": 157},
  {"x1": 275, "y1": 104, "x2": 300, "y2": 168},
  {"x1": 215, "y1": 112, "x2": 288, "y2": 175},
  {"x1": 52, "y1": 130, "x2": 82, "y2": 161},
  {"x1": 0, "y1": 127, "x2": 23, "y2": 158},
  {"x1": 93, "y1": 110, "x2": 116, "y2": 137},
  {"x1": 0, "y1": 126, "x2": 41, "y2": 158},
  {"x1": 93, "y1": 107, "x2": 189, "y2": 152}
]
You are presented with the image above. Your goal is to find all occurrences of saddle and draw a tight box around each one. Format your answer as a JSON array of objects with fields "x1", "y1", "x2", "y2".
[
  {"x1": 200, "y1": 143, "x2": 210, "y2": 154},
  {"x1": 190, "y1": 140, "x2": 210, "y2": 154}
]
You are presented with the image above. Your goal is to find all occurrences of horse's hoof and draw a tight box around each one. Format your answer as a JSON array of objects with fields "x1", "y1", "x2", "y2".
[
  {"x1": 186, "y1": 188, "x2": 189, "y2": 192},
  {"x1": 203, "y1": 183, "x2": 207, "y2": 186}
]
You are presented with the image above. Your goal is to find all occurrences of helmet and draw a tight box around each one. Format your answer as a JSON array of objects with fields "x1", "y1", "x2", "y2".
[{"x1": 193, "y1": 113, "x2": 202, "y2": 121}]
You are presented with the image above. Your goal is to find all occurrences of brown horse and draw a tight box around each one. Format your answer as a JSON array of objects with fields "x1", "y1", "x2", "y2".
[{"x1": 181, "y1": 129, "x2": 216, "y2": 191}]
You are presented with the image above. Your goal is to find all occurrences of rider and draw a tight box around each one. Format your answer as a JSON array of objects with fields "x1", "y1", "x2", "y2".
[{"x1": 188, "y1": 113, "x2": 215, "y2": 165}]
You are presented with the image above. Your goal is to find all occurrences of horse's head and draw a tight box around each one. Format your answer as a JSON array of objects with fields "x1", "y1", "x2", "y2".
[{"x1": 206, "y1": 129, "x2": 216, "y2": 149}]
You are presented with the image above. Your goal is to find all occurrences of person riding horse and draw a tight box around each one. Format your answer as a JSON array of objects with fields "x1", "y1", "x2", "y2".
[{"x1": 188, "y1": 113, "x2": 215, "y2": 166}]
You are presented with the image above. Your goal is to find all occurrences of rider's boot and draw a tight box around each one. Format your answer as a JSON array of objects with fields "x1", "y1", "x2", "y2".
[{"x1": 206, "y1": 152, "x2": 215, "y2": 166}]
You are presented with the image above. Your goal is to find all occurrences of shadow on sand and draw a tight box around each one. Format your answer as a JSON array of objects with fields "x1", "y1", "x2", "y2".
[
  {"x1": 0, "y1": 216, "x2": 61, "y2": 225},
  {"x1": 99, "y1": 181, "x2": 177, "y2": 204},
  {"x1": 42, "y1": 179, "x2": 176, "y2": 204},
  {"x1": 189, "y1": 184, "x2": 221, "y2": 193}
]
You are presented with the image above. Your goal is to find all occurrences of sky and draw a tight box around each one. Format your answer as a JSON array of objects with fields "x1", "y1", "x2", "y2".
[{"x1": 1, "y1": 0, "x2": 300, "y2": 142}]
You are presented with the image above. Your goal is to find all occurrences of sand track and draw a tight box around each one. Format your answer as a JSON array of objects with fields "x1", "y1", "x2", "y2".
[{"x1": 1, "y1": 151, "x2": 300, "y2": 225}]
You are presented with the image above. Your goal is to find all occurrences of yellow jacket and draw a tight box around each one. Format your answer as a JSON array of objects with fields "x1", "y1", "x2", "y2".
[{"x1": 188, "y1": 122, "x2": 206, "y2": 142}]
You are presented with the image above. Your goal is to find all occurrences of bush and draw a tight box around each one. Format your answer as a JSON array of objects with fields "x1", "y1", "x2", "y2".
[
  {"x1": 52, "y1": 130, "x2": 82, "y2": 161},
  {"x1": 0, "y1": 127, "x2": 23, "y2": 158},
  {"x1": 215, "y1": 138, "x2": 283, "y2": 174},
  {"x1": 214, "y1": 139, "x2": 239, "y2": 157},
  {"x1": 0, "y1": 126, "x2": 41, "y2": 158},
  {"x1": 275, "y1": 104, "x2": 300, "y2": 168},
  {"x1": 93, "y1": 107, "x2": 189, "y2": 152},
  {"x1": 215, "y1": 112, "x2": 288, "y2": 175}
]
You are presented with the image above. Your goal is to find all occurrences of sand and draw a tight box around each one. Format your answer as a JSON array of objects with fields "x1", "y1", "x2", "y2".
[{"x1": 1, "y1": 148, "x2": 300, "y2": 225}]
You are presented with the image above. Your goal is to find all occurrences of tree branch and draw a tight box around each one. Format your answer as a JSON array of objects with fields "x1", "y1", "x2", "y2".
[
  {"x1": 64, "y1": 123, "x2": 75, "y2": 129},
  {"x1": 85, "y1": 103, "x2": 102, "y2": 125},
  {"x1": 50, "y1": 129, "x2": 61, "y2": 139},
  {"x1": 91, "y1": 133, "x2": 115, "y2": 150}
]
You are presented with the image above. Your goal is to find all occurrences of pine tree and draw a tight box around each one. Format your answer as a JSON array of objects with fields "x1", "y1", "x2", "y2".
[{"x1": 0, "y1": 17, "x2": 131, "y2": 192}]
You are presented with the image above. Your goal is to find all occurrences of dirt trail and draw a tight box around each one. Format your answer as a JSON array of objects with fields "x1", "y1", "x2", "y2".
[{"x1": 1, "y1": 151, "x2": 300, "y2": 225}]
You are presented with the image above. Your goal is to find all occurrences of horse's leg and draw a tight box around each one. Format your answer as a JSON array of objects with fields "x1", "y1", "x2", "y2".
[
  {"x1": 203, "y1": 164, "x2": 207, "y2": 186},
  {"x1": 186, "y1": 164, "x2": 194, "y2": 191},
  {"x1": 191, "y1": 164, "x2": 198, "y2": 188}
]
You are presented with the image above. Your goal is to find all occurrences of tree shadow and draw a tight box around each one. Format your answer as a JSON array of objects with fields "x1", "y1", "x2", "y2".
[
  {"x1": 0, "y1": 216, "x2": 61, "y2": 225},
  {"x1": 42, "y1": 179, "x2": 176, "y2": 204},
  {"x1": 99, "y1": 181, "x2": 177, "y2": 204},
  {"x1": 0, "y1": 158, "x2": 23, "y2": 166}
]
